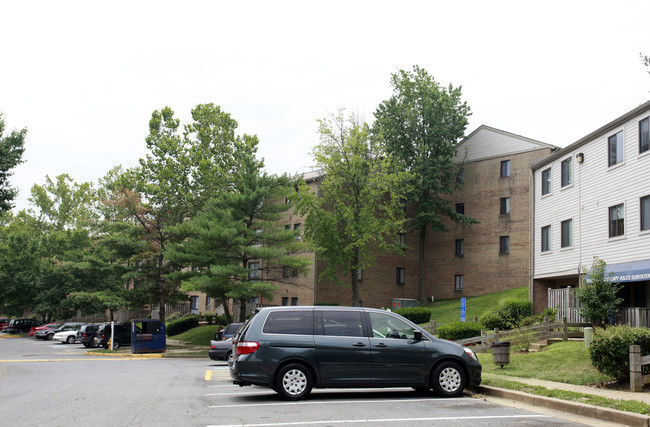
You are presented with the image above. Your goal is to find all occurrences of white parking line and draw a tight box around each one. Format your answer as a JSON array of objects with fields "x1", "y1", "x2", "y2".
[
  {"x1": 207, "y1": 414, "x2": 551, "y2": 427},
  {"x1": 208, "y1": 397, "x2": 465, "y2": 409}
]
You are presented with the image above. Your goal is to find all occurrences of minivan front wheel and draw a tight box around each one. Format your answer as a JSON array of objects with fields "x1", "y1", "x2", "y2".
[
  {"x1": 431, "y1": 361, "x2": 465, "y2": 397},
  {"x1": 274, "y1": 363, "x2": 313, "y2": 400}
]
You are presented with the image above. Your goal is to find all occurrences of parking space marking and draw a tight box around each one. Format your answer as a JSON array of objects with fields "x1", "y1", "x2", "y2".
[
  {"x1": 208, "y1": 415, "x2": 552, "y2": 427},
  {"x1": 0, "y1": 358, "x2": 156, "y2": 363},
  {"x1": 206, "y1": 367, "x2": 231, "y2": 381},
  {"x1": 209, "y1": 397, "x2": 464, "y2": 409}
]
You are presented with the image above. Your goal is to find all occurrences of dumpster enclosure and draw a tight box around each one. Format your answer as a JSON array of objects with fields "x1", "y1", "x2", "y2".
[{"x1": 131, "y1": 319, "x2": 166, "y2": 354}]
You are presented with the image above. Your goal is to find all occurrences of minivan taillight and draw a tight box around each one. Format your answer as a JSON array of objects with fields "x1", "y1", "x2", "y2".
[{"x1": 236, "y1": 341, "x2": 259, "y2": 355}]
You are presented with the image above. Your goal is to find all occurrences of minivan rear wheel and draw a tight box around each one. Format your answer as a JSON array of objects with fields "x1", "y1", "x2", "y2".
[
  {"x1": 431, "y1": 361, "x2": 465, "y2": 397},
  {"x1": 274, "y1": 363, "x2": 313, "y2": 400}
]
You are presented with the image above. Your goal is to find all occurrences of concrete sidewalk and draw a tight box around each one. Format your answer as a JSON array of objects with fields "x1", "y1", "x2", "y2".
[{"x1": 480, "y1": 372, "x2": 650, "y2": 426}]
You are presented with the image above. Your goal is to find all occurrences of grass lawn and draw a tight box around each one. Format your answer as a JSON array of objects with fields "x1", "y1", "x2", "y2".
[
  {"x1": 426, "y1": 286, "x2": 528, "y2": 325},
  {"x1": 170, "y1": 324, "x2": 221, "y2": 346},
  {"x1": 478, "y1": 341, "x2": 612, "y2": 385}
]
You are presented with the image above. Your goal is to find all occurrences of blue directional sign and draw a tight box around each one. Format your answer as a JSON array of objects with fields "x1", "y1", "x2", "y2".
[{"x1": 460, "y1": 297, "x2": 466, "y2": 322}]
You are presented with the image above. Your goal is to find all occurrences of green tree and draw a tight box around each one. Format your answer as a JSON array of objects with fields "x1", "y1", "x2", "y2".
[
  {"x1": 296, "y1": 111, "x2": 410, "y2": 306},
  {"x1": 0, "y1": 114, "x2": 27, "y2": 214},
  {"x1": 576, "y1": 257, "x2": 623, "y2": 328},
  {"x1": 373, "y1": 65, "x2": 478, "y2": 304},
  {"x1": 168, "y1": 139, "x2": 310, "y2": 322},
  {"x1": 117, "y1": 104, "x2": 261, "y2": 323},
  {"x1": 641, "y1": 52, "x2": 650, "y2": 75}
]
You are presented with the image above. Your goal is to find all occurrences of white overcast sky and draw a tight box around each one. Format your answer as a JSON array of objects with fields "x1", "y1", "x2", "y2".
[{"x1": 2, "y1": 0, "x2": 649, "y2": 212}]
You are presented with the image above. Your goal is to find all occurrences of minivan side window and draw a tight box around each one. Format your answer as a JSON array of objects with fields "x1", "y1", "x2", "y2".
[
  {"x1": 262, "y1": 311, "x2": 313, "y2": 335},
  {"x1": 317, "y1": 311, "x2": 364, "y2": 337},
  {"x1": 368, "y1": 312, "x2": 415, "y2": 340}
]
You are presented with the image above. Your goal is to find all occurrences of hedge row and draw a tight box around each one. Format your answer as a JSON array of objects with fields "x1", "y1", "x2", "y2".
[{"x1": 394, "y1": 307, "x2": 431, "y2": 324}]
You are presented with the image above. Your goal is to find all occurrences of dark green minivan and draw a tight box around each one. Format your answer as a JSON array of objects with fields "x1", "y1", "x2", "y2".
[{"x1": 230, "y1": 306, "x2": 482, "y2": 400}]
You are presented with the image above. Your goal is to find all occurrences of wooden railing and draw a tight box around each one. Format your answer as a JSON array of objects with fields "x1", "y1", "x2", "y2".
[
  {"x1": 629, "y1": 345, "x2": 650, "y2": 392},
  {"x1": 449, "y1": 317, "x2": 591, "y2": 353}
]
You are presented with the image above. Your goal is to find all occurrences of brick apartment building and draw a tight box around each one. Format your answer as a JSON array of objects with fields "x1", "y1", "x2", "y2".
[{"x1": 183, "y1": 126, "x2": 557, "y2": 315}]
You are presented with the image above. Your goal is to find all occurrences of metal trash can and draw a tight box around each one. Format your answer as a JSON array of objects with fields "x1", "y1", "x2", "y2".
[
  {"x1": 131, "y1": 319, "x2": 166, "y2": 354},
  {"x1": 491, "y1": 341, "x2": 510, "y2": 368}
]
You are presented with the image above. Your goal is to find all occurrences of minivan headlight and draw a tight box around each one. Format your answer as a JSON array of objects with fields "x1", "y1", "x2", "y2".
[{"x1": 463, "y1": 347, "x2": 478, "y2": 361}]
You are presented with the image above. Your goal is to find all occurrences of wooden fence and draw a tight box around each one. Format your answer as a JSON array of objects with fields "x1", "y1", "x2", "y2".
[
  {"x1": 629, "y1": 345, "x2": 650, "y2": 392},
  {"x1": 449, "y1": 317, "x2": 591, "y2": 353}
]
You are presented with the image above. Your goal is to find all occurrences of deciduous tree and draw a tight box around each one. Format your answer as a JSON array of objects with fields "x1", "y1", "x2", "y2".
[
  {"x1": 0, "y1": 114, "x2": 26, "y2": 214},
  {"x1": 296, "y1": 111, "x2": 410, "y2": 306},
  {"x1": 373, "y1": 66, "x2": 478, "y2": 304}
]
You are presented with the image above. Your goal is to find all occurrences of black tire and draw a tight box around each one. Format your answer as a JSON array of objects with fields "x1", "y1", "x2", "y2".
[
  {"x1": 224, "y1": 350, "x2": 232, "y2": 361},
  {"x1": 274, "y1": 363, "x2": 313, "y2": 400},
  {"x1": 83, "y1": 342, "x2": 90, "y2": 348},
  {"x1": 66, "y1": 335, "x2": 75, "y2": 344},
  {"x1": 112, "y1": 339, "x2": 121, "y2": 350},
  {"x1": 431, "y1": 361, "x2": 466, "y2": 397},
  {"x1": 47, "y1": 333, "x2": 54, "y2": 341}
]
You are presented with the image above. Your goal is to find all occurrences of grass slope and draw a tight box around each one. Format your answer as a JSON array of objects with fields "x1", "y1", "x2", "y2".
[
  {"x1": 478, "y1": 341, "x2": 611, "y2": 385},
  {"x1": 170, "y1": 324, "x2": 221, "y2": 346},
  {"x1": 426, "y1": 286, "x2": 528, "y2": 325}
]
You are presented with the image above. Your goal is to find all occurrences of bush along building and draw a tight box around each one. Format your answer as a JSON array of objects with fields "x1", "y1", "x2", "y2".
[{"x1": 531, "y1": 100, "x2": 650, "y2": 325}]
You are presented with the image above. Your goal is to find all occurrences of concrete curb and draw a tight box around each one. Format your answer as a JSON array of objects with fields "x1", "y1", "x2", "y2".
[
  {"x1": 478, "y1": 385, "x2": 650, "y2": 427},
  {"x1": 84, "y1": 351, "x2": 204, "y2": 359}
]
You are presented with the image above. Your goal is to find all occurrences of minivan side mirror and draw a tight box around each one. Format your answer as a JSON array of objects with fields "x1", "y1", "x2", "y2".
[{"x1": 413, "y1": 330, "x2": 422, "y2": 341}]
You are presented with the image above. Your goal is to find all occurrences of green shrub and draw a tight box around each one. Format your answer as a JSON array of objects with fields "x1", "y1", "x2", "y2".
[
  {"x1": 478, "y1": 310, "x2": 508, "y2": 330},
  {"x1": 437, "y1": 321, "x2": 484, "y2": 341},
  {"x1": 478, "y1": 299, "x2": 533, "y2": 330},
  {"x1": 215, "y1": 315, "x2": 227, "y2": 326},
  {"x1": 166, "y1": 316, "x2": 200, "y2": 336},
  {"x1": 589, "y1": 326, "x2": 650, "y2": 381},
  {"x1": 395, "y1": 307, "x2": 431, "y2": 324},
  {"x1": 204, "y1": 314, "x2": 215, "y2": 324},
  {"x1": 521, "y1": 307, "x2": 558, "y2": 326}
]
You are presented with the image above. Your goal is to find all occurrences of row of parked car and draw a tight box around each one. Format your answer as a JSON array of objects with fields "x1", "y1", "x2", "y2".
[{"x1": 0, "y1": 317, "x2": 136, "y2": 349}]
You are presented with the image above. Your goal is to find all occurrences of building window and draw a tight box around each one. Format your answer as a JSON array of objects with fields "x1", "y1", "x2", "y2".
[
  {"x1": 205, "y1": 296, "x2": 212, "y2": 311},
  {"x1": 396, "y1": 267, "x2": 405, "y2": 285},
  {"x1": 541, "y1": 167, "x2": 551, "y2": 195},
  {"x1": 282, "y1": 296, "x2": 288, "y2": 306},
  {"x1": 248, "y1": 262, "x2": 260, "y2": 281},
  {"x1": 640, "y1": 117, "x2": 649, "y2": 154},
  {"x1": 294, "y1": 223, "x2": 302, "y2": 241},
  {"x1": 500, "y1": 160, "x2": 511, "y2": 177},
  {"x1": 609, "y1": 204, "x2": 625, "y2": 237},
  {"x1": 398, "y1": 233, "x2": 406, "y2": 249},
  {"x1": 561, "y1": 219, "x2": 572, "y2": 248},
  {"x1": 608, "y1": 130, "x2": 624, "y2": 167},
  {"x1": 455, "y1": 239, "x2": 464, "y2": 256},
  {"x1": 190, "y1": 296, "x2": 199, "y2": 314},
  {"x1": 454, "y1": 275, "x2": 463, "y2": 292},
  {"x1": 541, "y1": 225, "x2": 551, "y2": 252},
  {"x1": 291, "y1": 297, "x2": 298, "y2": 306},
  {"x1": 500, "y1": 197, "x2": 510, "y2": 215},
  {"x1": 456, "y1": 203, "x2": 465, "y2": 214},
  {"x1": 561, "y1": 157, "x2": 572, "y2": 187},
  {"x1": 457, "y1": 168, "x2": 465, "y2": 184},
  {"x1": 641, "y1": 196, "x2": 650, "y2": 231},
  {"x1": 499, "y1": 236, "x2": 510, "y2": 254},
  {"x1": 292, "y1": 268, "x2": 299, "y2": 278}
]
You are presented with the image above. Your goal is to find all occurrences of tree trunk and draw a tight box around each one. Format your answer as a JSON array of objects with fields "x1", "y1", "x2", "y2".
[
  {"x1": 351, "y1": 250, "x2": 360, "y2": 306},
  {"x1": 220, "y1": 292, "x2": 232, "y2": 324},
  {"x1": 418, "y1": 225, "x2": 427, "y2": 305},
  {"x1": 238, "y1": 297, "x2": 247, "y2": 322}
]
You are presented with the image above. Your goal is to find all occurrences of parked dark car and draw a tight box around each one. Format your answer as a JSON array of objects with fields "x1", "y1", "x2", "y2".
[
  {"x1": 78, "y1": 324, "x2": 99, "y2": 348},
  {"x1": 95, "y1": 322, "x2": 140, "y2": 349},
  {"x1": 5, "y1": 318, "x2": 41, "y2": 334},
  {"x1": 215, "y1": 322, "x2": 243, "y2": 341},
  {"x1": 34, "y1": 322, "x2": 86, "y2": 340},
  {"x1": 230, "y1": 306, "x2": 482, "y2": 400},
  {"x1": 209, "y1": 337, "x2": 234, "y2": 361}
]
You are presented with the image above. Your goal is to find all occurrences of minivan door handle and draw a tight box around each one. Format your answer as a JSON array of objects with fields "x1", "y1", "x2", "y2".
[
  {"x1": 352, "y1": 342, "x2": 366, "y2": 347},
  {"x1": 374, "y1": 343, "x2": 387, "y2": 348}
]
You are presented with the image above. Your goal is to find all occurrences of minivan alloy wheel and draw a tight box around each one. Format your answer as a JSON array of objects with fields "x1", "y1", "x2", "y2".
[
  {"x1": 432, "y1": 361, "x2": 466, "y2": 397},
  {"x1": 275, "y1": 363, "x2": 313, "y2": 400}
]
